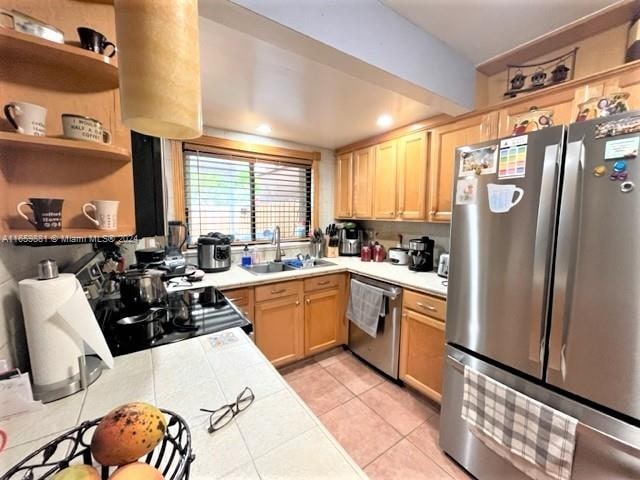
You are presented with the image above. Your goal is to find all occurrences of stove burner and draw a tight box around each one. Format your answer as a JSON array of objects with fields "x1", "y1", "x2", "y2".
[{"x1": 97, "y1": 286, "x2": 252, "y2": 356}]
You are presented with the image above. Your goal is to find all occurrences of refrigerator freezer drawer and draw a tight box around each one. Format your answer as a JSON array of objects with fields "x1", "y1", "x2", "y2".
[{"x1": 440, "y1": 345, "x2": 640, "y2": 480}]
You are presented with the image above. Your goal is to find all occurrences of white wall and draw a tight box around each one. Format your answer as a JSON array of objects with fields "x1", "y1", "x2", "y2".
[{"x1": 0, "y1": 244, "x2": 93, "y2": 371}]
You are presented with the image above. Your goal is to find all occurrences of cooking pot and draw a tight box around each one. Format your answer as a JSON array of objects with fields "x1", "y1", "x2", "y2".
[
  {"x1": 119, "y1": 268, "x2": 167, "y2": 312},
  {"x1": 388, "y1": 247, "x2": 409, "y2": 265},
  {"x1": 116, "y1": 307, "x2": 166, "y2": 343}
]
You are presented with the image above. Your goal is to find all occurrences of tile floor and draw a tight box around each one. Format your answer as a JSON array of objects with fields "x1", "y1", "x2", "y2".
[{"x1": 279, "y1": 347, "x2": 472, "y2": 479}]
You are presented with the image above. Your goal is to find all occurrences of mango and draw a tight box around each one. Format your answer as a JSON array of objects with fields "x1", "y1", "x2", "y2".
[
  {"x1": 91, "y1": 402, "x2": 167, "y2": 466},
  {"x1": 108, "y1": 462, "x2": 164, "y2": 480},
  {"x1": 53, "y1": 465, "x2": 100, "y2": 480}
]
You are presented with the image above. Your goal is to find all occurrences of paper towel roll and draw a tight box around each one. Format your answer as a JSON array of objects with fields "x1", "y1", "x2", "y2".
[{"x1": 19, "y1": 273, "x2": 114, "y2": 386}]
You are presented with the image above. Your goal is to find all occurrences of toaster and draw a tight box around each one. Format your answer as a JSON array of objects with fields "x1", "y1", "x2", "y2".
[{"x1": 437, "y1": 253, "x2": 449, "y2": 278}]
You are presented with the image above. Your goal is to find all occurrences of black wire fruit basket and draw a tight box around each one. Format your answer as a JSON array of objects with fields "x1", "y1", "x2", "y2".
[{"x1": 1, "y1": 409, "x2": 194, "y2": 480}]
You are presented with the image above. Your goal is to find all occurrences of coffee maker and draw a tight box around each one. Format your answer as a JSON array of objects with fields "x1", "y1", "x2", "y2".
[
  {"x1": 408, "y1": 236, "x2": 435, "y2": 272},
  {"x1": 339, "y1": 225, "x2": 363, "y2": 256},
  {"x1": 165, "y1": 220, "x2": 188, "y2": 273}
]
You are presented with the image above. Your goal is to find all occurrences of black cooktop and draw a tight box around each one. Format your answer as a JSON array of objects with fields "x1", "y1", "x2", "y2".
[{"x1": 96, "y1": 286, "x2": 253, "y2": 356}]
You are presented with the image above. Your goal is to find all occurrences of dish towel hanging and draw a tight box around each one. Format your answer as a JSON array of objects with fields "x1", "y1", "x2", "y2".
[
  {"x1": 346, "y1": 278, "x2": 385, "y2": 338},
  {"x1": 461, "y1": 366, "x2": 578, "y2": 480}
]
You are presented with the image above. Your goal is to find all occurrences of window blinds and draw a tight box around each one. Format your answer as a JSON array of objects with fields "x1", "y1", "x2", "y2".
[{"x1": 184, "y1": 149, "x2": 312, "y2": 243}]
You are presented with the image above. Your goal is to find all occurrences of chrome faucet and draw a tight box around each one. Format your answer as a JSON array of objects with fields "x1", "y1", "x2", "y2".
[{"x1": 272, "y1": 226, "x2": 284, "y2": 262}]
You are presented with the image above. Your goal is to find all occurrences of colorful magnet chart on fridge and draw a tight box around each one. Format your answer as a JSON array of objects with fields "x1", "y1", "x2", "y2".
[
  {"x1": 458, "y1": 145, "x2": 498, "y2": 177},
  {"x1": 498, "y1": 135, "x2": 528, "y2": 179},
  {"x1": 456, "y1": 177, "x2": 478, "y2": 205}
]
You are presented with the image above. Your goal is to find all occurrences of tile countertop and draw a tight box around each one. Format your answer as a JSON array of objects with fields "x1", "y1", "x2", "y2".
[
  {"x1": 169, "y1": 256, "x2": 448, "y2": 298},
  {"x1": 0, "y1": 328, "x2": 366, "y2": 479}
]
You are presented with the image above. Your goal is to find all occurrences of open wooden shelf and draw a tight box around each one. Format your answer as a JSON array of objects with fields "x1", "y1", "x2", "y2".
[
  {"x1": 0, "y1": 132, "x2": 130, "y2": 162},
  {"x1": 0, "y1": 27, "x2": 119, "y2": 92}
]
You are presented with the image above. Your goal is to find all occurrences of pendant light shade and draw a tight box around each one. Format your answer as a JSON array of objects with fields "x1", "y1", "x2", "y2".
[{"x1": 114, "y1": 0, "x2": 202, "y2": 139}]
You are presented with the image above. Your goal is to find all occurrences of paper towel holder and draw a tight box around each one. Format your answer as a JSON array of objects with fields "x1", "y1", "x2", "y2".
[{"x1": 32, "y1": 355, "x2": 102, "y2": 403}]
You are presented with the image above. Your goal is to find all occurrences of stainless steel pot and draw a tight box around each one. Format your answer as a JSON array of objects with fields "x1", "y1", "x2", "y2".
[{"x1": 119, "y1": 268, "x2": 167, "y2": 311}]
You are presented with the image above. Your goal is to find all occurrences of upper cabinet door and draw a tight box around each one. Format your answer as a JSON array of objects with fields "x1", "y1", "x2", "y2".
[
  {"x1": 373, "y1": 140, "x2": 398, "y2": 219},
  {"x1": 397, "y1": 131, "x2": 427, "y2": 220},
  {"x1": 428, "y1": 113, "x2": 498, "y2": 223},
  {"x1": 335, "y1": 152, "x2": 353, "y2": 218},
  {"x1": 353, "y1": 146, "x2": 375, "y2": 218}
]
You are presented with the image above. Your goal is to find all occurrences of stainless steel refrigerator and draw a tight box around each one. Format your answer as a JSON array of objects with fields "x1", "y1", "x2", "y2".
[{"x1": 440, "y1": 112, "x2": 640, "y2": 479}]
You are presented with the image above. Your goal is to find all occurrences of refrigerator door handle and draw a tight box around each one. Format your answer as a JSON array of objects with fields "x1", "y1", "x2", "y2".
[
  {"x1": 529, "y1": 144, "x2": 560, "y2": 374},
  {"x1": 548, "y1": 139, "x2": 585, "y2": 380}
]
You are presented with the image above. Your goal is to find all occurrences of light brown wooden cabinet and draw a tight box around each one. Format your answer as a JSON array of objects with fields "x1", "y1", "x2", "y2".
[
  {"x1": 399, "y1": 290, "x2": 447, "y2": 402},
  {"x1": 252, "y1": 274, "x2": 347, "y2": 367},
  {"x1": 427, "y1": 112, "x2": 498, "y2": 223},
  {"x1": 373, "y1": 140, "x2": 398, "y2": 219},
  {"x1": 304, "y1": 288, "x2": 342, "y2": 356},
  {"x1": 352, "y1": 146, "x2": 375, "y2": 218},
  {"x1": 336, "y1": 131, "x2": 429, "y2": 222},
  {"x1": 254, "y1": 282, "x2": 304, "y2": 367},
  {"x1": 335, "y1": 152, "x2": 353, "y2": 218},
  {"x1": 222, "y1": 287, "x2": 254, "y2": 322},
  {"x1": 397, "y1": 131, "x2": 428, "y2": 220}
]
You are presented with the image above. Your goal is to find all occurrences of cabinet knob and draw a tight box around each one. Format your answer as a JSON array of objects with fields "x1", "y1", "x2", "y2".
[
  {"x1": 295, "y1": 301, "x2": 300, "y2": 305},
  {"x1": 305, "y1": 298, "x2": 311, "y2": 304}
]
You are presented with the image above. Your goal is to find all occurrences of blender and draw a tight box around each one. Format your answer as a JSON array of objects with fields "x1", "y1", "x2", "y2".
[{"x1": 165, "y1": 220, "x2": 188, "y2": 273}]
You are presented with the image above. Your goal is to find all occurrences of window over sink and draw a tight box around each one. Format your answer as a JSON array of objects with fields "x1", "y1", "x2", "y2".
[{"x1": 183, "y1": 149, "x2": 312, "y2": 244}]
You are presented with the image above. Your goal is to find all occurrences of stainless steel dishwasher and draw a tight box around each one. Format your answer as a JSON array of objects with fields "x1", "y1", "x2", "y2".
[{"x1": 347, "y1": 275, "x2": 403, "y2": 379}]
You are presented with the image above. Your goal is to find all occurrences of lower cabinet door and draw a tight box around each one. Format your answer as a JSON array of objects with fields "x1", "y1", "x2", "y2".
[
  {"x1": 304, "y1": 288, "x2": 341, "y2": 356},
  {"x1": 399, "y1": 308, "x2": 445, "y2": 402},
  {"x1": 255, "y1": 294, "x2": 303, "y2": 367}
]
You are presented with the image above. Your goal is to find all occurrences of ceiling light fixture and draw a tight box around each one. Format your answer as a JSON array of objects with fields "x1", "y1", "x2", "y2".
[
  {"x1": 377, "y1": 114, "x2": 393, "y2": 128},
  {"x1": 257, "y1": 124, "x2": 272, "y2": 135},
  {"x1": 114, "y1": 0, "x2": 202, "y2": 140}
]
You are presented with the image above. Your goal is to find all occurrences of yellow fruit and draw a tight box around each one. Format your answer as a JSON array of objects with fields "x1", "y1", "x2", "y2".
[
  {"x1": 91, "y1": 402, "x2": 167, "y2": 466},
  {"x1": 108, "y1": 462, "x2": 164, "y2": 480},
  {"x1": 53, "y1": 464, "x2": 100, "y2": 480}
]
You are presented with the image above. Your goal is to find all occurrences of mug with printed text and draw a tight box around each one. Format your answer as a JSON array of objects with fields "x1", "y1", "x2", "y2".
[{"x1": 487, "y1": 183, "x2": 524, "y2": 213}]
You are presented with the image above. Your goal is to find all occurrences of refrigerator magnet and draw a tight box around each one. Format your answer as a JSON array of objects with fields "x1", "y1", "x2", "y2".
[
  {"x1": 458, "y1": 145, "x2": 498, "y2": 177},
  {"x1": 487, "y1": 183, "x2": 524, "y2": 213},
  {"x1": 498, "y1": 144, "x2": 527, "y2": 179},
  {"x1": 456, "y1": 177, "x2": 478, "y2": 205},
  {"x1": 603, "y1": 137, "x2": 639, "y2": 160}
]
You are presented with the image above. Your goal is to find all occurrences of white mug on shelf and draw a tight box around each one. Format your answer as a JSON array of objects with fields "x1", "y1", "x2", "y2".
[
  {"x1": 82, "y1": 200, "x2": 119, "y2": 230},
  {"x1": 487, "y1": 183, "x2": 524, "y2": 213},
  {"x1": 62, "y1": 114, "x2": 111, "y2": 144},
  {"x1": 3, "y1": 101, "x2": 46, "y2": 136}
]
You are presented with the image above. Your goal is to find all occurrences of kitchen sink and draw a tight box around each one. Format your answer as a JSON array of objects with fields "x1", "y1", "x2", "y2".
[{"x1": 241, "y1": 259, "x2": 335, "y2": 275}]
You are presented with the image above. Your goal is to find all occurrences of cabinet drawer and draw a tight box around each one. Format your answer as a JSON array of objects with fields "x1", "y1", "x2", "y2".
[
  {"x1": 304, "y1": 274, "x2": 342, "y2": 292},
  {"x1": 223, "y1": 287, "x2": 252, "y2": 306},
  {"x1": 403, "y1": 290, "x2": 446, "y2": 321},
  {"x1": 255, "y1": 280, "x2": 303, "y2": 302}
]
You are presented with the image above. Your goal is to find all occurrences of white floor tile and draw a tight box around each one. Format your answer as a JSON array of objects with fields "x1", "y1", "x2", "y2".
[{"x1": 219, "y1": 461, "x2": 260, "y2": 480}]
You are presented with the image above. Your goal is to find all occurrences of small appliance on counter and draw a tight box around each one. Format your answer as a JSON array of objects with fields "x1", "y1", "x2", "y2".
[
  {"x1": 408, "y1": 236, "x2": 434, "y2": 272},
  {"x1": 388, "y1": 247, "x2": 409, "y2": 266},
  {"x1": 339, "y1": 224, "x2": 363, "y2": 256},
  {"x1": 197, "y1": 232, "x2": 232, "y2": 272},
  {"x1": 165, "y1": 220, "x2": 189, "y2": 273},
  {"x1": 437, "y1": 253, "x2": 450, "y2": 278}
]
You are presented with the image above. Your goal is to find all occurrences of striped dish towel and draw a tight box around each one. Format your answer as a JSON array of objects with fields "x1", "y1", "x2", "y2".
[{"x1": 462, "y1": 366, "x2": 578, "y2": 480}]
